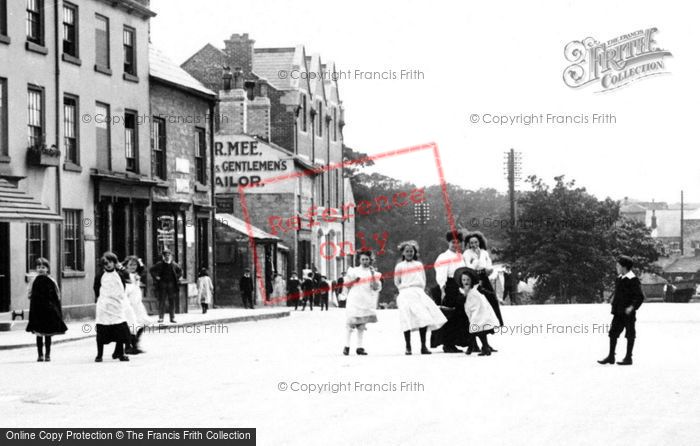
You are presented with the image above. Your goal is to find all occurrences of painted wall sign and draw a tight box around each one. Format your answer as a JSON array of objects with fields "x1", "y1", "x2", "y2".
[{"x1": 214, "y1": 135, "x2": 294, "y2": 194}]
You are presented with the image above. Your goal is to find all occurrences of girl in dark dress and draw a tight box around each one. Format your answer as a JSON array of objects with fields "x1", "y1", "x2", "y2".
[{"x1": 26, "y1": 257, "x2": 68, "y2": 362}]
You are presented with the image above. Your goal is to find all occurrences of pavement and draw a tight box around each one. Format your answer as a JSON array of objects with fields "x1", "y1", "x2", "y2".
[
  {"x1": 0, "y1": 307, "x2": 290, "y2": 350},
  {"x1": 1, "y1": 304, "x2": 699, "y2": 445}
]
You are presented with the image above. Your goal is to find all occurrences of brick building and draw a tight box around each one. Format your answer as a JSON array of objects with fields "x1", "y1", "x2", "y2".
[
  {"x1": 149, "y1": 45, "x2": 217, "y2": 312},
  {"x1": 182, "y1": 33, "x2": 355, "y2": 305},
  {"x1": 0, "y1": 0, "x2": 156, "y2": 318}
]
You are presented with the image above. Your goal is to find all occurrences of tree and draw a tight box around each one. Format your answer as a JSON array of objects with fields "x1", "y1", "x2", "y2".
[{"x1": 504, "y1": 175, "x2": 659, "y2": 304}]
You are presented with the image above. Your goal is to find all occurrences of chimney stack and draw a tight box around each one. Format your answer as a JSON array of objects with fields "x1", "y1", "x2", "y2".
[
  {"x1": 224, "y1": 33, "x2": 255, "y2": 77},
  {"x1": 247, "y1": 80, "x2": 271, "y2": 141}
]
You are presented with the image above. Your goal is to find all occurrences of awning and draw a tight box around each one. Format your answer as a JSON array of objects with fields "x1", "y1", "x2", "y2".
[
  {"x1": 215, "y1": 213, "x2": 280, "y2": 242},
  {"x1": 0, "y1": 179, "x2": 63, "y2": 223}
]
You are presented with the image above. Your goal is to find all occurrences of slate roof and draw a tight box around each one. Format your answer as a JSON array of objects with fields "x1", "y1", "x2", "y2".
[
  {"x1": 663, "y1": 256, "x2": 700, "y2": 274},
  {"x1": 254, "y1": 48, "x2": 297, "y2": 90},
  {"x1": 150, "y1": 46, "x2": 216, "y2": 98}
]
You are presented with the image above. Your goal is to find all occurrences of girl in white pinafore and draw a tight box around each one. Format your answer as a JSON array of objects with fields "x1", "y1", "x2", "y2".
[
  {"x1": 343, "y1": 251, "x2": 381, "y2": 356},
  {"x1": 93, "y1": 252, "x2": 131, "y2": 362},
  {"x1": 395, "y1": 241, "x2": 447, "y2": 355},
  {"x1": 123, "y1": 256, "x2": 152, "y2": 354}
]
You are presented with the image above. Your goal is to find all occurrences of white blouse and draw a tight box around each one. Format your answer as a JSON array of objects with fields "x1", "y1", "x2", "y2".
[
  {"x1": 394, "y1": 260, "x2": 426, "y2": 290},
  {"x1": 434, "y1": 249, "x2": 466, "y2": 288},
  {"x1": 463, "y1": 249, "x2": 492, "y2": 271}
]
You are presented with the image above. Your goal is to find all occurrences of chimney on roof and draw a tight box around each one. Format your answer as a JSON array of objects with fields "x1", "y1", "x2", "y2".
[
  {"x1": 247, "y1": 80, "x2": 271, "y2": 141},
  {"x1": 651, "y1": 209, "x2": 657, "y2": 230},
  {"x1": 222, "y1": 66, "x2": 233, "y2": 91},
  {"x1": 225, "y1": 33, "x2": 255, "y2": 77}
]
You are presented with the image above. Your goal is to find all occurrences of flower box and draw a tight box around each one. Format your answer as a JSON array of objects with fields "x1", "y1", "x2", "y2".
[{"x1": 27, "y1": 145, "x2": 61, "y2": 167}]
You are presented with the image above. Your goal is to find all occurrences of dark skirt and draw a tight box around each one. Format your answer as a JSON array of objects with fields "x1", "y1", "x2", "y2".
[
  {"x1": 96, "y1": 322, "x2": 130, "y2": 344},
  {"x1": 478, "y1": 272, "x2": 504, "y2": 326},
  {"x1": 26, "y1": 276, "x2": 68, "y2": 337},
  {"x1": 430, "y1": 278, "x2": 471, "y2": 348}
]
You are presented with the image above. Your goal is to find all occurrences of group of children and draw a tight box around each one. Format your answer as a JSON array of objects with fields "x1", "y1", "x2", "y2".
[
  {"x1": 25, "y1": 252, "x2": 215, "y2": 362},
  {"x1": 341, "y1": 233, "x2": 503, "y2": 357}
]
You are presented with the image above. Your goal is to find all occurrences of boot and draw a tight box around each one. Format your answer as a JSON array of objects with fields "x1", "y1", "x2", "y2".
[
  {"x1": 617, "y1": 338, "x2": 634, "y2": 365},
  {"x1": 356, "y1": 348, "x2": 367, "y2": 355},
  {"x1": 598, "y1": 338, "x2": 617, "y2": 364},
  {"x1": 342, "y1": 346, "x2": 350, "y2": 356}
]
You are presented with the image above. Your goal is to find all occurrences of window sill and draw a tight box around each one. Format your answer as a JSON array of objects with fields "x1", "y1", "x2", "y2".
[
  {"x1": 195, "y1": 183, "x2": 209, "y2": 193},
  {"x1": 63, "y1": 162, "x2": 82, "y2": 173},
  {"x1": 123, "y1": 73, "x2": 139, "y2": 83},
  {"x1": 94, "y1": 64, "x2": 112, "y2": 76},
  {"x1": 62, "y1": 53, "x2": 82, "y2": 66},
  {"x1": 25, "y1": 41, "x2": 48, "y2": 55},
  {"x1": 0, "y1": 35, "x2": 10, "y2": 45},
  {"x1": 0, "y1": 155, "x2": 10, "y2": 164},
  {"x1": 154, "y1": 180, "x2": 169, "y2": 188},
  {"x1": 62, "y1": 270, "x2": 86, "y2": 279}
]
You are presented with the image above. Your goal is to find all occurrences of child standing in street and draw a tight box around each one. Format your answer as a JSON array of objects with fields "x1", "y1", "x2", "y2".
[
  {"x1": 394, "y1": 241, "x2": 447, "y2": 355},
  {"x1": 123, "y1": 256, "x2": 151, "y2": 354},
  {"x1": 343, "y1": 251, "x2": 381, "y2": 356},
  {"x1": 598, "y1": 255, "x2": 645, "y2": 366},
  {"x1": 26, "y1": 258, "x2": 68, "y2": 362},
  {"x1": 197, "y1": 268, "x2": 214, "y2": 314},
  {"x1": 93, "y1": 252, "x2": 131, "y2": 362}
]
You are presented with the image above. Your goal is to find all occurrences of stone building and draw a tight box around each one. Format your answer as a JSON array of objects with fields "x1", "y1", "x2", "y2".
[
  {"x1": 0, "y1": 0, "x2": 155, "y2": 318},
  {"x1": 182, "y1": 33, "x2": 355, "y2": 305},
  {"x1": 149, "y1": 45, "x2": 217, "y2": 312}
]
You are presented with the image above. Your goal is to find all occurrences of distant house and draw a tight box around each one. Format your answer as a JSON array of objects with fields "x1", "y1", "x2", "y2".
[{"x1": 662, "y1": 253, "x2": 700, "y2": 283}]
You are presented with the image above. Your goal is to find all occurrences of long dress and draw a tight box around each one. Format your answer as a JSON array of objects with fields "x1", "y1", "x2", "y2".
[
  {"x1": 124, "y1": 273, "x2": 152, "y2": 334},
  {"x1": 26, "y1": 275, "x2": 68, "y2": 337},
  {"x1": 395, "y1": 260, "x2": 447, "y2": 332},
  {"x1": 345, "y1": 266, "x2": 381, "y2": 329},
  {"x1": 197, "y1": 275, "x2": 214, "y2": 305},
  {"x1": 95, "y1": 271, "x2": 131, "y2": 344},
  {"x1": 270, "y1": 276, "x2": 286, "y2": 301},
  {"x1": 430, "y1": 250, "x2": 470, "y2": 348},
  {"x1": 464, "y1": 286, "x2": 500, "y2": 334},
  {"x1": 463, "y1": 249, "x2": 504, "y2": 325}
]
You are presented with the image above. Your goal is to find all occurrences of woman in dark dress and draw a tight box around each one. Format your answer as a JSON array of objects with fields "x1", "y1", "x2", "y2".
[
  {"x1": 26, "y1": 258, "x2": 68, "y2": 362},
  {"x1": 429, "y1": 268, "x2": 471, "y2": 352}
]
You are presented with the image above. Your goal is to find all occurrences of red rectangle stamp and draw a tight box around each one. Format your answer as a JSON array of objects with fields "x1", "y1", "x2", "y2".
[{"x1": 236, "y1": 142, "x2": 463, "y2": 305}]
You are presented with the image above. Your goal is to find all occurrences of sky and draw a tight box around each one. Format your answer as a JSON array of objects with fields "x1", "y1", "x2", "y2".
[{"x1": 150, "y1": 0, "x2": 700, "y2": 204}]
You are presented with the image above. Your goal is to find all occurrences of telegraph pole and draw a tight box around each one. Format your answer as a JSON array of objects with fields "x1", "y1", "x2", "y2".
[
  {"x1": 504, "y1": 149, "x2": 522, "y2": 226},
  {"x1": 681, "y1": 190, "x2": 684, "y2": 256}
]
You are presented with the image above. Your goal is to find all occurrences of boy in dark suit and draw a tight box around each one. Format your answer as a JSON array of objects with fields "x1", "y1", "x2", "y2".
[{"x1": 598, "y1": 255, "x2": 645, "y2": 366}]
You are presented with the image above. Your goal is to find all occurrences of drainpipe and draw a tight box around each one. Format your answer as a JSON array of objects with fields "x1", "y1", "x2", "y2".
[
  {"x1": 209, "y1": 99, "x2": 217, "y2": 303},
  {"x1": 54, "y1": 0, "x2": 62, "y2": 290}
]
